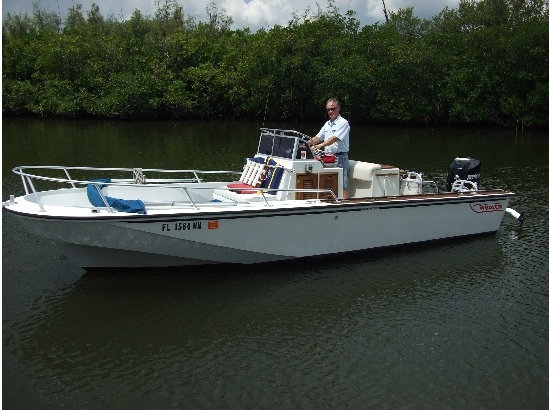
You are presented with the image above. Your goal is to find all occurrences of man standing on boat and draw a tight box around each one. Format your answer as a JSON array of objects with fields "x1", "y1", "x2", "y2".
[{"x1": 308, "y1": 98, "x2": 350, "y2": 199}]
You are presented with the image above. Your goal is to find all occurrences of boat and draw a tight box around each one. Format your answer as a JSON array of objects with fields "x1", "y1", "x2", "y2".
[{"x1": 3, "y1": 128, "x2": 523, "y2": 269}]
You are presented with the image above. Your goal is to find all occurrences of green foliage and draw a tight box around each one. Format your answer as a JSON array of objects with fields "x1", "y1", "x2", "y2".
[{"x1": 2, "y1": 0, "x2": 548, "y2": 127}]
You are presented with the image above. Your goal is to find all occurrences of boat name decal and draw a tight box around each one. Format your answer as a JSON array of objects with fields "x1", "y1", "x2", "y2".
[{"x1": 470, "y1": 203, "x2": 504, "y2": 213}]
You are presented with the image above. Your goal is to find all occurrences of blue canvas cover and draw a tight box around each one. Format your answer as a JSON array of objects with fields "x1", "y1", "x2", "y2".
[
  {"x1": 248, "y1": 157, "x2": 265, "y2": 164},
  {"x1": 87, "y1": 179, "x2": 146, "y2": 214}
]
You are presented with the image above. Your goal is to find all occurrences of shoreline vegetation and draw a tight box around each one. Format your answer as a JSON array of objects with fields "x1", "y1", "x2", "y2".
[{"x1": 2, "y1": 0, "x2": 548, "y2": 128}]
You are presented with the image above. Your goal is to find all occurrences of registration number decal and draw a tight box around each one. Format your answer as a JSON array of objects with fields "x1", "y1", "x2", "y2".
[{"x1": 160, "y1": 221, "x2": 218, "y2": 231}]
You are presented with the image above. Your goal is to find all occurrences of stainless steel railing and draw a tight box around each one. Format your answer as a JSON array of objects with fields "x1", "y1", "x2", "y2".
[{"x1": 10, "y1": 165, "x2": 339, "y2": 212}]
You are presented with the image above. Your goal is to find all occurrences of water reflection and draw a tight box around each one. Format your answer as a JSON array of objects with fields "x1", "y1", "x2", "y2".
[{"x1": 12, "y1": 236, "x2": 507, "y2": 407}]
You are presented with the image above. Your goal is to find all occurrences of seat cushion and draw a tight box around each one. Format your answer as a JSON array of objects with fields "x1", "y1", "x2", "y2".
[{"x1": 227, "y1": 183, "x2": 258, "y2": 194}]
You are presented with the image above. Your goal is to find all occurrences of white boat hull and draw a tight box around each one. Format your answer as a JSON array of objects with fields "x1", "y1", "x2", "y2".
[
  {"x1": 9, "y1": 192, "x2": 512, "y2": 268},
  {"x1": 4, "y1": 129, "x2": 519, "y2": 270}
]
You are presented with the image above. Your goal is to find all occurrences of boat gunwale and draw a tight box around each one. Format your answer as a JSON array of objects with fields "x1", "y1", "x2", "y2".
[{"x1": 3, "y1": 189, "x2": 515, "y2": 222}]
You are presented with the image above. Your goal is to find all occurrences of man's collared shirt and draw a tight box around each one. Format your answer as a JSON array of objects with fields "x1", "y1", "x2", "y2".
[{"x1": 317, "y1": 115, "x2": 350, "y2": 154}]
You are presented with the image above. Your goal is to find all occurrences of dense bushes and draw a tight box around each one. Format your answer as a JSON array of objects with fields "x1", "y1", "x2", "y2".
[{"x1": 2, "y1": 0, "x2": 548, "y2": 127}]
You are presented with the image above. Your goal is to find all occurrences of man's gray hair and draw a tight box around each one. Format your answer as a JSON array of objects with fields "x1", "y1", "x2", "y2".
[{"x1": 327, "y1": 98, "x2": 340, "y2": 107}]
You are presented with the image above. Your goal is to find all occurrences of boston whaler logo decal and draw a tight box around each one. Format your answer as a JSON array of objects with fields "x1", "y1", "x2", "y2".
[{"x1": 470, "y1": 203, "x2": 504, "y2": 214}]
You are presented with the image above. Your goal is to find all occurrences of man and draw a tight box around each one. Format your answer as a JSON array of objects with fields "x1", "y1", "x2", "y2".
[{"x1": 308, "y1": 98, "x2": 350, "y2": 199}]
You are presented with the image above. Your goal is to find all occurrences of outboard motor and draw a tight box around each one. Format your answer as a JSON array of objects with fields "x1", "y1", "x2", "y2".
[{"x1": 446, "y1": 157, "x2": 481, "y2": 191}]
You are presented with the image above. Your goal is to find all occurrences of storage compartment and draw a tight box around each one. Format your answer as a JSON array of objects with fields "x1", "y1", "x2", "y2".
[
  {"x1": 319, "y1": 173, "x2": 338, "y2": 199},
  {"x1": 296, "y1": 173, "x2": 318, "y2": 200},
  {"x1": 295, "y1": 172, "x2": 339, "y2": 200}
]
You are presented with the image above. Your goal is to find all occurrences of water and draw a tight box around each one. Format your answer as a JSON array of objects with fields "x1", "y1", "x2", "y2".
[{"x1": 3, "y1": 119, "x2": 548, "y2": 408}]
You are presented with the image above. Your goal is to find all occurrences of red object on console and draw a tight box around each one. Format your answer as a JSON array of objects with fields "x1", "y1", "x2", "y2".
[{"x1": 314, "y1": 154, "x2": 336, "y2": 163}]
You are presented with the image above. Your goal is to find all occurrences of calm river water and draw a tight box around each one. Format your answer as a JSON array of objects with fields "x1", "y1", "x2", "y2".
[{"x1": 2, "y1": 118, "x2": 548, "y2": 409}]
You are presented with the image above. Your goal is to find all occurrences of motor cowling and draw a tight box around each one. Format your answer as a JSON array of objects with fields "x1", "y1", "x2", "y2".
[{"x1": 446, "y1": 157, "x2": 481, "y2": 191}]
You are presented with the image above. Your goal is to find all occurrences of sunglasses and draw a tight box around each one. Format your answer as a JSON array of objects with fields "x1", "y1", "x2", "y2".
[{"x1": 326, "y1": 107, "x2": 339, "y2": 112}]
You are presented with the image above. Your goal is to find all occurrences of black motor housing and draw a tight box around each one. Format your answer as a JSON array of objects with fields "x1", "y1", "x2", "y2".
[{"x1": 446, "y1": 157, "x2": 481, "y2": 191}]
